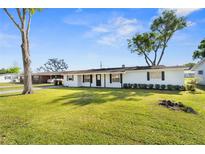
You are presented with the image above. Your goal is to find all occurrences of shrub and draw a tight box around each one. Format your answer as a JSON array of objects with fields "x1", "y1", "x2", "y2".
[
  {"x1": 173, "y1": 85, "x2": 181, "y2": 91},
  {"x1": 123, "y1": 83, "x2": 128, "y2": 88},
  {"x1": 59, "y1": 80, "x2": 63, "y2": 85},
  {"x1": 155, "y1": 84, "x2": 160, "y2": 90},
  {"x1": 180, "y1": 85, "x2": 186, "y2": 91},
  {"x1": 186, "y1": 84, "x2": 196, "y2": 91},
  {"x1": 54, "y1": 80, "x2": 59, "y2": 86},
  {"x1": 138, "y1": 84, "x2": 143, "y2": 89},
  {"x1": 148, "y1": 84, "x2": 154, "y2": 89},
  {"x1": 167, "y1": 84, "x2": 173, "y2": 90},
  {"x1": 133, "y1": 84, "x2": 138, "y2": 89},
  {"x1": 130, "y1": 84, "x2": 134, "y2": 89},
  {"x1": 127, "y1": 83, "x2": 131, "y2": 89},
  {"x1": 140, "y1": 84, "x2": 147, "y2": 89},
  {"x1": 160, "y1": 84, "x2": 166, "y2": 90}
]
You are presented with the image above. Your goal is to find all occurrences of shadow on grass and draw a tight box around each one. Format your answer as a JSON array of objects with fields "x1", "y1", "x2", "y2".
[{"x1": 48, "y1": 87, "x2": 182, "y2": 106}]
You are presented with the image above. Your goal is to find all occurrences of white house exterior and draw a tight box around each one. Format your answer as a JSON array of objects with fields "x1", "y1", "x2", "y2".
[
  {"x1": 63, "y1": 65, "x2": 186, "y2": 88},
  {"x1": 0, "y1": 73, "x2": 20, "y2": 83},
  {"x1": 192, "y1": 59, "x2": 205, "y2": 85}
]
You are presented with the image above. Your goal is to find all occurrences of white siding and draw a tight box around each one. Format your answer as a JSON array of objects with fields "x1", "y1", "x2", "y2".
[
  {"x1": 194, "y1": 63, "x2": 205, "y2": 85},
  {"x1": 105, "y1": 74, "x2": 122, "y2": 88},
  {"x1": 63, "y1": 68, "x2": 185, "y2": 88},
  {"x1": 0, "y1": 74, "x2": 20, "y2": 83},
  {"x1": 63, "y1": 75, "x2": 79, "y2": 87},
  {"x1": 123, "y1": 69, "x2": 184, "y2": 85}
]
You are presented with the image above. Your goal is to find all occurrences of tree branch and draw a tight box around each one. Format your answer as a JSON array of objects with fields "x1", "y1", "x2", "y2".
[
  {"x1": 26, "y1": 12, "x2": 31, "y2": 36},
  {"x1": 145, "y1": 56, "x2": 150, "y2": 66},
  {"x1": 3, "y1": 8, "x2": 22, "y2": 32},
  {"x1": 16, "y1": 8, "x2": 23, "y2": 26},
  {"x1": 143, "y1": 52, "x2": 154, "y2": 66},
  {"x1": 22, "y1": 8, "x2": 26, "y2": 30}
]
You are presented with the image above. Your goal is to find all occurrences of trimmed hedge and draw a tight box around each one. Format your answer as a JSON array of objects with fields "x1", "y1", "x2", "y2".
[
  {"x1": 160, "y1": 84, "x2": 166, "y2": 90},
  {"x1": 122, "y1": 83, "x2": 188, "y2": 91}
]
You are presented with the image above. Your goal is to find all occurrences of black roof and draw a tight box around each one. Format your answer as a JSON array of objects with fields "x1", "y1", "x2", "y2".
[{"x1": 62, "y1": 65, "x2": 187, "y2": 74}]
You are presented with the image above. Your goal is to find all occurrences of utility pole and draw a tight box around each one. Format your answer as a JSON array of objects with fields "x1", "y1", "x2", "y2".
[{"x1": 100, "y1": 61, "x2": 102, "y2": 68}]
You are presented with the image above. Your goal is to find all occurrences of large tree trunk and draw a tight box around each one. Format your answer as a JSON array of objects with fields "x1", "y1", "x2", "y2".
[{"x1": 21, "y1": 31, "x2": 33, "y2": 94}]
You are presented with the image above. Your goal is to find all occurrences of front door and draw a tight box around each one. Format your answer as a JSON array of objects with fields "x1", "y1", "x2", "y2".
[{"x1": 96, "y1": 74, "x2": 101, "y2": 86}]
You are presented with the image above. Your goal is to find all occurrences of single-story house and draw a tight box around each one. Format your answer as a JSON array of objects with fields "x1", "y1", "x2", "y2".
[
  {"x1": 20, "y1": 72, "x2": 64, "y2": 84},
  {"x1": 62, "y1": 65, "x2": 186, "y2": 88},
  {"x1": 192, "y1": 59, "x2": 205, "y2": 85},
  {"x1": 0, "y1": 73, "x2": 20, "y2": 83}
]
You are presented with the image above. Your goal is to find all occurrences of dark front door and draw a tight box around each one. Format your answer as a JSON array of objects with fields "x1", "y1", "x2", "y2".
[{"x1": 96, "y1": 74, "x2": 101, "y2": 86}]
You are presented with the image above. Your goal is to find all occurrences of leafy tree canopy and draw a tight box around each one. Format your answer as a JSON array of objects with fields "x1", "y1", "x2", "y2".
[
  {"x1": 128, "y1": 10, "x2": 187, "y2": 66},
  {"x1": 37, "y1": 58, "x2": 68, "y2": 72},
  {"x1": 193, "y1": 39, "x2": 205, "y2": 60},
  {"x1": 183, "y1": 62, "x2": 195, "y2": 69},
  {"x1": 0, "y1": 67, "x2": 20, "y2": 74}
]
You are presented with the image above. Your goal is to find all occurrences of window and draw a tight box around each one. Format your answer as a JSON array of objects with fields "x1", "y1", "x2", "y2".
[
  {"x1": 148, "y1": 71, "x2": 165, "y2": 81},
  {"x1": 67, "y1": 75, "x2": 74, "y2": 81},
  {"x1": 83, "y1": 75, "x2": 91, "y2": 82},
  {"x1": 4, "y1": 76, "x2": 11, "y2": 80},
  {"x1": 198, "y1": 70, "x2": 203, "y2": 75},
  {"x1": 150, "y1": 72, "x2": 161, "y2": 79},
  {"x1": 111, "y1": 74, "x2": 120, "y2": 82}
]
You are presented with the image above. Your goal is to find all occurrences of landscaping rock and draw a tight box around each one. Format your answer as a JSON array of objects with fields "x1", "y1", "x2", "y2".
[{"x1": 159, "y1": 100, "x2": 197, "y2": 114}]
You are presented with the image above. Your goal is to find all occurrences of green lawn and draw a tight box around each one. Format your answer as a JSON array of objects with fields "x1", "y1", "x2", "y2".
[
  {"x1": 0, "y1": 83, "x2": 53, "y2": 92},
  {"x1": 0, "y1": 87, "x2": 205, "y2": 144}
]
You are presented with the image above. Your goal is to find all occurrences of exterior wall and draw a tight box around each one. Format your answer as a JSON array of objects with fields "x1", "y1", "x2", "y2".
[
  {"x1": 63, "y1": 75, "x2": 79, "y2": 87},
  {"x1": 63, "y1": 74, "x2": 122, "y2": 88},
  {"x1": 63, "y1": 69, "x2": 185, "y2": 88},
  {"x1": 123, "y1": 69, "x2": 184, "y2": 86},
  {"x1": 105, "y1": 74, "x2": 122, "y2": 88},
  {"x1": 0, "y1": 74, "x2": 20, "y2": 83},
  {"x1": 194, "y1": 63, "x2": 205, "y2": 85}
]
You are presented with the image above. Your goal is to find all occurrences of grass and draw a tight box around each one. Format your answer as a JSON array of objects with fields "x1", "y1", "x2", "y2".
[
  {"x1": 0, "y1": 87, "x2": 205, "y2": 144},
  {"x1": 0, "y1": 83, "x2": 53, "y2": 92}
]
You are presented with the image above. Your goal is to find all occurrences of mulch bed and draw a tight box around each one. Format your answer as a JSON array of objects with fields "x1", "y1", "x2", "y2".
[{"x1": 159, "y1": 100, "x2": 197, "y2": 114}]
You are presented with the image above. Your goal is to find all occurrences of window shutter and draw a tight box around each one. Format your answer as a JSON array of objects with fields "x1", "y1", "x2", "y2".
[
  {"x1": 110, "y1": 74, "x2": 112, "y2": 83},
  {"x1": 147, "y1": 72, "x2": 150, "y2": 81},
  {"x1": 83, "y1": 75, "x2": 85, "y2": 82},
  {"x1": 120, "y1": 73, "x2": 123, "y2": 83},
  {"x1": 162, "y1": 71, "x2": 165, "y2": 81},
  {"x1": 90, "y1": 75, "x2": 92, "y2": 83}
]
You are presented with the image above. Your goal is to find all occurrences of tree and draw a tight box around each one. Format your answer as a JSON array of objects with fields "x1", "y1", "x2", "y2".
[
  {"x1": 193, "y1": 39, "x2": 205, "y2": 60},
  {"x1": 3, "y1": 8, "x2": 42, "y2": 94},
  {"x1": 183, "y1": 62, "x2": 195, "y2": 69},
  {"x1": 128, "y1": 10, "x2": 187, "y2": 66},
  {"x1": 0, "y1": 67, "x2": 20, "y2": 74},
  {"x1": 37, "y1": 58, "x2": 68, "y2": 72}
]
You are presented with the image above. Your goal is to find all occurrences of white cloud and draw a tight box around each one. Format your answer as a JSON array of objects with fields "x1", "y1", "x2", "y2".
[
  {"x1": 158, "y1": 8, "x2": 201, "y2": 16},
  {"x1": 86, "y1": 16, "x2": 143, "y2": 46}
]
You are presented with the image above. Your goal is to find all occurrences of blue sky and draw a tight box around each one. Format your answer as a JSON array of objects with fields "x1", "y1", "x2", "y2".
[{"x1": 0, "y1": 8, "x2": 205, "y2": 71}]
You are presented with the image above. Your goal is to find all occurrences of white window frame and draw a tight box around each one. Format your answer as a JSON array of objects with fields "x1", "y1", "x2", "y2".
[
  {"x1": 67, "y1": 75, "x2": 74, "y2": 81},
  {"x1": 84, "y1": 75, "x2": 90, "y2": 82},
  {"x1": 112, "y1": 74, "x2": 120, "y2": 82}
]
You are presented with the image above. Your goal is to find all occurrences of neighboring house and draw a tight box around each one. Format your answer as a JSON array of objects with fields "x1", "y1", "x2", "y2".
[
  {"x1": 63, "y1": 65, "x2": 186, "y2": 88},
  {"x1": 0, "y1": 73, "x2": 20, "y2": 83},
  {"x1": 20, "y1": 72, "x2": 64, "y2": 84},
  {"x1": 192, "y1": 59, "x2": 205, "y2": 85}
]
